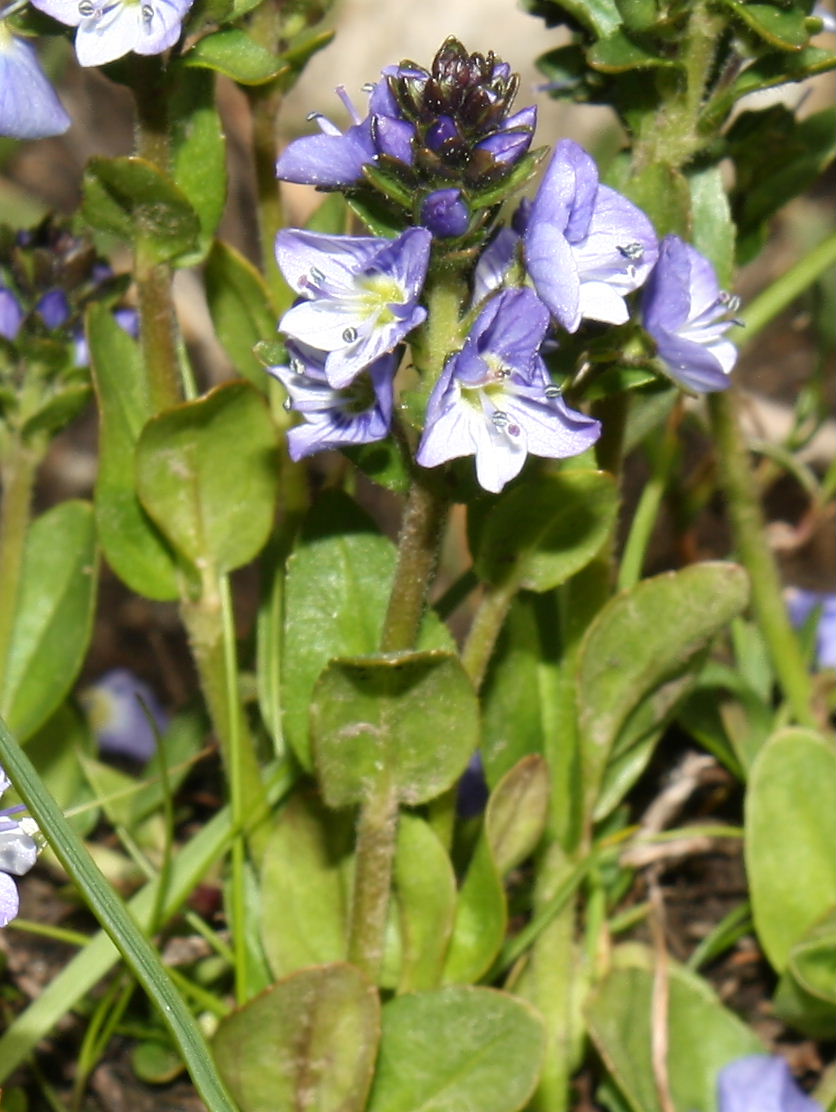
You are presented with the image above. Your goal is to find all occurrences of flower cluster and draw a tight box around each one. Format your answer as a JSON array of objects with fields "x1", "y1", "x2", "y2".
[
  {"x1": 272, "y1": 40, "x2": 741, "y2": 493},
  {"x1": 0, "y1": 766, "x2": 39, "y2": 928}
]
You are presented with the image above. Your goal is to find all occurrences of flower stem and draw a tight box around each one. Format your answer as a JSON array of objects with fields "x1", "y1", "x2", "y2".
[
  {"x1": 460, "y1": 577, "x2": 517, "y2": 690},
  {"x1": 347, "y1": 776, "x2": 399, "y2": 980},
  {"x1": 708, "y1": 389, "x2": 817, "y2": 729},
  {"x1": 739, "y1": 233, "x2": 836, "y2": 343}
]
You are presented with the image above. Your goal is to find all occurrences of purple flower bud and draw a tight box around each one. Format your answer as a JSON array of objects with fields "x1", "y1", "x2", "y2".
[
  {"x1": 421, "y1": 189, "x2": 470, "y2": 238},
  {"x1": 36, "y1": 288, "x2": 71, "y2": 329},
  {"x1": 0, "y1": 26, "x2": 71, "y2": 140},
  {"x1": 643, "y1": 235, "x2": 739, "y2": 393},
  {"x1": 718, "y1": 1055, "x2": 822, "y2": 1112},
  {"x1": 0, "y1": 287, "x2": 24, "y2": 341}
]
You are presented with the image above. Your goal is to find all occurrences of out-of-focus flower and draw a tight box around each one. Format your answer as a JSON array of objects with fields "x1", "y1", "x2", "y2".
[
  {"x1": 276, "y1": 79, "x2": 414, "y2": 188},
  {"x1": 276, "y1": 226, "x2": 431, "y2": 388},
  {"x1": 642, "y1": 234, "x2": 739, "y2": 393},
  {"x1": 0, "y1": 24, "x2": 71, "y2": 140},
  {"x1": 0, "y1": 285, "x2": 24, "y2": 340},
  {"x1": 80, "y1": 669, "x2": 169, "y2": 763},
  {"x1": 29, "y1": 0, "x2": 193, "y2": 66},
  {"x1": 525, "y1": 139, "x2": 657, "y2": 333},
  {"x1": 416, "y1": 287, "x2": 600, "y2": 492},
  {"x1": 0, "y1": 766, "x2": 39, "y2": 928},
  {"x1": 457, "y1": 751, "x2": 488, "y2": 818},
  {"x1": 718, "y1": 1055, "x2": 822, "y2": 1112},
  {"x1": 420, "y1": 188, "x2": 470, "y2": 238},
  {"x1": 268, "y1": 341, "x2": 396, "y2": 460},
  {"x1": 785, "y1": 588, "x2": 836, "y2": 671}
]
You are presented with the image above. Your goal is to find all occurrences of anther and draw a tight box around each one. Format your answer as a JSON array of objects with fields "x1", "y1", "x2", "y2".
[
  {"x1": 78, "y1": 0, "x2": 95, "y2": 15},
  {"x1": 141, "y1": 4, "x2": 153, "y2": 20},
  {"x1": 617, "y1": 242, "x2": 644, "y2": 261},
  {"x1": 282, "y1": 397, "x2": 293, "y2": 411},
  {"x1": 342, "y1": 326, "x2": 358, "y2": 343},
  {"x1": 309, "y1": 266, "x2": 325, "y2": 284},
  {"x1": 545, "y1": 385, "x2": 562, "y2": 399}
]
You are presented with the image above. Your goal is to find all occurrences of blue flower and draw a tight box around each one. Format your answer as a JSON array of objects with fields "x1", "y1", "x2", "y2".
[
  {"x1": 0, "y1": 766, "x2": 39, "y2": 929},
  {"x1": 0, "y1": 25, "x2": 71, "y2": 140},
  {"x1": 30, "y1": 0, "x2": 193, "y2": 66},
  {"x1": 718, "y1": 1055, "x2": 822, "y2": 1112},
  {"x1": 420, "y1": 189, "x2": 470, "y2": 238},
  {"x1": 276, "y1": 226, "x2": 431, "y2": 388},
  {"x1": 268, "y1": 341, "x2": 396, "y2": 461},
  {"x1": 643, "y1": 234, "x2": 739, "y2": 393},
  {"x1": 0, "y1": 286, "x2": 24, "y2": 340},
  {"x1": 416, "y1": 287, "x2": 600, "y2": 492},
  {"x1": 785, "y1": 588, "x2": 836, "y2": 671},
  {"x1": 276, "y1": 78, "x2": 414, "y2": 188},
  {"x1": 525, "y1": 139, "x2": 658, "y2": 332},
  {"x1": 80, "y1": 669, "x2": 169, "y2": 763}
]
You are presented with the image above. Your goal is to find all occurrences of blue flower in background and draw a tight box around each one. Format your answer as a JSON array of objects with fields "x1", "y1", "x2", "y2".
[
  {"x1": 0, "y1": 766, "x2": 39, "y2": 929},
  {"x1": 643, "y1": 234, "x2": 739, "y2": 393},
  {"x1": 0, "y1": 286, "x2": 24, "y2": 340},
  {"x1": 276, "y1": 78, "x2": 414, "y2": 188},
  {"x1": 785, "y1": 588, "x2": 836, "y2": 671},
  {"x1": 718, "y1": 1055, "x2": 822, "y2": 1112},
  {"x1": 0, "y1": 25, "x2": 71, "y2": 140},
  {"x1": 276, "y1": 226, "x2": 431, "y2": 388},
  {"x1": 80, "y1": 669, "x2": 169, "y2": 764},
  {"x1": 30, "y1": 0, "x2": 193, "y2": 66},
  {"x1": 269, "y1": 341, "x2": 396, "y2": 461},
  {"x1": 417, "y1": 287, "x2": 600, "y2": 492},
  {"x1": 525, "y1": 139, "x2": 657, "y2": 332}
]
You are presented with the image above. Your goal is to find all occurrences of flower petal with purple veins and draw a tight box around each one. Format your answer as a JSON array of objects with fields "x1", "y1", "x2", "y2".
[
  {"x1": 417, "y1": 287, "x2": 600, "y2": 492},
  {"x1": 643, "y1": 235, "x2": 739, "y2": 393},
  {"x1": 718, "y1": 1055, "x2": 822, "y2": 1112},
  {"x1": 269, "y1": 341, "x2": 395, "y2": 460},
  {"x1": 276, "y1": 227, "x2": 431, "y2": 387},
  {"x1": 471, "y1": 227, "x2": 520, "y2": 307},
  {"x1": 525, "y1": 139, "x2": 658, "y2": 332},
  {"x1": 30, "y1": 0, "x2": 193, "y2": 66},
  {"x1": 0, "y1": 27, "x2": 71, "y2": 140}
]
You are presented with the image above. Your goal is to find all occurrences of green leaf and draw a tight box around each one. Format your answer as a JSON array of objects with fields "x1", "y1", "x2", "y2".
[
  {"x1": 612, "y1": 159, "x2": 692, "y2": 238},
  {"x1": 577, "y1": 563, "x2": 750, "y2": 819},
  {"x1": 715, "y1": 0, "x2": 812, "y2": 48},
  {"x1": 82, "y1": 157, "x2": 200, "y2": 264},
  {"x1": 281, "y1": 492, "x2": 454, "y2": 769},
  {"x1": 24, "y1": 703, "x2": 98, "y2": 837},
  {"x1": 213, "y1": 964, "x2": 380, "y2": 1112},
  {"x1": 0, "y1": 502, "x2": 97, "y2": 740},
  {"x1": 367, "y1": 986, "x2": 545, "y2": 1112},
  {"x1": 481, "y1": 592, "x2": 561, "y2": 789},
  {"x1": 746, "y1": 727, "x2": 836, "y2": 971},
  {"x1": 260, "y1": 789, "x2": 354, "y2": 979},
  {"x1": 135, "y1": 381, "x2": 278, "y2": 576},
  {"x1": 586, "y1": 944, "x2": 763, "y2": 1112},
  {"x1": 688, "y1": 164, "x2": 735, "y2": 288},
  {"x1": 311, "y1": 651, "x2": 478, "y2": 808},
  {"x1": 528, "y1": 0, "x2": 622, "y2": 38},
  {"x1": 773, "y1": 910, "x2": 836, "y2": 1039},
  {"x1": 183, "y1": 29, "x2": 286, "y2": 84},
  {"x1": 88, "y1": 304, "x2": 179, "y2": 601},
  {"x1": 21, "y1": 383, "x2": 93, "y2": 440},
  {"x1": 169, "y1": 68, "x2": 227, "y2": 264},
  {"x1": 475, "y1": 471, "x2": 618, "y2": 592},
  {"x1": 700, "y1": 47, "x2": 836, "y2": 130},
  {"x1": 589, "y1": 28, "x2": 680, "y2": 72},
  {"x1": 393, "y1": 814, "x2": 457, "y2": 992},
  {"x1": 443, "y1": 756, "x2": 550, "y2": 984},
  {"x1": 204, "y1": 240, "x2": 279, "y2": 386}
]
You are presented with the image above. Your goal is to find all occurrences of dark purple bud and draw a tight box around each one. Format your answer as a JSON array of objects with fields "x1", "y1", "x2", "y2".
[
  {"x1": 426, "y1": 114, "x2": 460, "y2": 150},
  {"x1": 421, "y1": 188, "x2": 470, "y2": 238}
]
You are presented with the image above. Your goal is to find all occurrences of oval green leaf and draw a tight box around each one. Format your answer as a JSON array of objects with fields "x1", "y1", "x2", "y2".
[
  {"x1": 746, "y1": 727, "x2": 836, "y2": 971},
  {"x1": 311, "y1": 650, "x2": 478, "y2": 808},
  {"x1": 135, "y1": 381, "x2": 278, "y2": 575},
  {"x1": 213, "y1": 963, "x2": 380, "y2": 1112},
  {"x1": 367, "y1": 986, "x2": 545, "y2": 1112}
]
